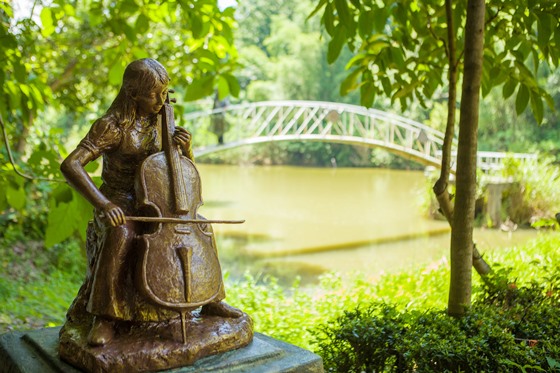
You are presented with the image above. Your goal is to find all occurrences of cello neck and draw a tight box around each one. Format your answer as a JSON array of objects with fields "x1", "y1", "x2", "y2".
[{"x1": 161, "y1": 99, "x2": 190, "y2": 213}]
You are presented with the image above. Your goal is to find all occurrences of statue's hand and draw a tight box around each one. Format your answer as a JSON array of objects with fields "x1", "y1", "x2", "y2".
[
  {"x1": 102, "y1": 203, "x2": 126, "y2": 227},
  {"x1": 173, "y1": 127, "x2": 192, "y2": 149}
]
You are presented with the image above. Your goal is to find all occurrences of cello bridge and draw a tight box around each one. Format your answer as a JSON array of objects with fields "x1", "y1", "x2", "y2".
[{"x1": 174, "y1": 226, "x2": 192, "y2": 235}]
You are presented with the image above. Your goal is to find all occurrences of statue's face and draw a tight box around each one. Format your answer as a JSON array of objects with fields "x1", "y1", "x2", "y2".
[{"x1": 135, "y1": 81, "x2": 168, "y2": 117}]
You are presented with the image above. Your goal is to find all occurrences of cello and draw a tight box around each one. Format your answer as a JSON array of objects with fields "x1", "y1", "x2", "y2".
[{"x1": 132, "y1": 92, "x2": 242, "y2": 343}]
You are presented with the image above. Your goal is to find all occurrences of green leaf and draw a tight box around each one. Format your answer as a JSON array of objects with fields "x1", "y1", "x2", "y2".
[
  {"x1": 358, "y1": 11, "x2": 374, "y2": 38},
  {"x1": 537, "y1": 12, "x2": 555, "y2": 50},
  {"x1": 334, "y1": 0, "x2": 352, "y2": 26},
  {"x1": 0, "y1": 181, "x2": 7, "y2": 211},
  {"x1": 223, "y1": 73, "x2": 240, "y2": 97},
  {"x1": 530, "y1": 91, "x2": 544, "y2": 124},
  {"x1": 327, "y1": 25, "x2": 347, "y2": 64},
  {"x1": 51, "y1": 184, "x2": 73, "y2": 204},
  {"x1": 185, "y1": 75, "x2": 215, "y2": 101},
  {"x1": 119, "y1": 0, "x2": 139, "y2": 14},
  {"x1": 322, "y1": 3, "x2": 335, "y2": 36},
  {"x1": 72, "y1": 190, "x2": 94, "y2": 242},
  {"x1": 40, "y1": 7, "x2": 55, "y2": 37},
  {"x1": 84, "y1": 160, "x2": 100, "y2": 173},
  {"x1": 381, "y1": 77, "x2": 392, "y2": 97},
  {"x1": 6, "y1": 183, "x2": 25, "y2": 210},
  {"x1": 515, "y1": 84, "x2": 530, "y2": 115},
  {"x1": 123, "y1": 23, "x2": 137, "y2": 42},
  {"x1": 217, "y1": 75, "x2": 229, "y2": 99},
  {"x1": 373, "y1": 7, "x2": 387, "y2": 33},
  {"x1": 13, "y1": 63, "x2": 26, "y2": 83},
  {"x1": 191, "y1": 14, "x2": 204, "y2": 39},
  {"x1": 308, "y1": 0, "x2": 327, "y2": 20},
  {"x1": 135, "y1": 13, "x2": 149, "y2": 34},
  {"x1": 132, "y1": 47, "x2": 149, "y2": 59},
  {"x1": 340, "y1": 68, "x2": 361, "y2": 96},
  {"x1": 502, "y1": 79, "x2": 517, "y2": 99},
  {"x1": 360, "y1": 82, "x2": 375, "y2": 108},
  {"x1": 393, "y1": 81, "x2": 419, "y2": 100},
  {"x1": 388, "y1": 47, "x2": 405, "y2": 69},
  {"x1": 45, "y1": 201, "x2": 75, "y2": 248},
  {"x1": 109, "y1": 62, "x2": 125, "y2": 86}
]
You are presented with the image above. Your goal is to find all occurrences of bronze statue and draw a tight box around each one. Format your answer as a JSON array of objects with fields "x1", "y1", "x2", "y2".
[{"x1": 58, "y1": 59, "x2": 252, "y2": 372}]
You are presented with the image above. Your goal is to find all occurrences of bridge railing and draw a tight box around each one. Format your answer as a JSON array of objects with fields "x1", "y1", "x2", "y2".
[
  {"x1": 186, "y1": 100, "x2": 450, "y2": 166},
  {"x1": 185, "y1": 100, "x2": 536, "y2": 172},
  {"x1": 435, "y1": 150, "x2": 538, "y2": 172}
]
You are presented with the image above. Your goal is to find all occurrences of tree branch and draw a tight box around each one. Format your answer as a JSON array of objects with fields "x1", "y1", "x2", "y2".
[{"x1": 0, "y1": 114, "x2": 65, "y2": 183}]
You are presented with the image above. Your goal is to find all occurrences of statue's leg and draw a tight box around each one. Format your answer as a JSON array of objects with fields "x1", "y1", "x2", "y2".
[
  {"x1": 199, "y1": 221, "x2": 242, "y2": 318},
  {"x1": 85, "y1": 221, "x2": 136, "y2": 345}
]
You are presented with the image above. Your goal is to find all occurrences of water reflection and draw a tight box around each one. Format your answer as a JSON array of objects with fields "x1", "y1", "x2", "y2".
[{"x1": 197, "y1": 164, "x2": 538, "y2": 284}]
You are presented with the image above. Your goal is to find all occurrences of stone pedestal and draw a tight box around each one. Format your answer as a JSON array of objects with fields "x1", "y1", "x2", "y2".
[
  {"x1": 0, "y1": 327, "x2": 323, "y2": 372},
  {"x1": 58, "y1": 312, "x2": 253, "y2": 372}
]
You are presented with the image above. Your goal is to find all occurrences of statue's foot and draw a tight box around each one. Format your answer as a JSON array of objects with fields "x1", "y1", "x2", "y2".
[
  {"x1": 200, "y1": 301, "x2": 243, "y2": 318},
  {"x1": 87, "y1": 317, "x2": 114, "y2": 346}
]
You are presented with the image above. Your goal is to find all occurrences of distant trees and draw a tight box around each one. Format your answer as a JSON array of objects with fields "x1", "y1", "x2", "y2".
[{"x1": 235, "y1": 0, "x2": 359, "y2": 104}]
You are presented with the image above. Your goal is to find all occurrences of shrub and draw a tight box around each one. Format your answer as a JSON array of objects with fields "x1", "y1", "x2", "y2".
[{"x1": 313, "y1": 264, "x2": 560, "y2": 373}]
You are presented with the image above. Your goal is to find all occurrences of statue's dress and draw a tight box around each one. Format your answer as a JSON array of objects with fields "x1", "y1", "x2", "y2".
[{"x1": 66, "y1": 115, "x2": 225, "y2": 323}]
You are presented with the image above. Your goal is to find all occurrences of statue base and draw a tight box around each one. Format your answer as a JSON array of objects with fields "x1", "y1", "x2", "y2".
[
  {"x1": 1, "y1": 326, "x2": 323, "y2": 372},
  {"x1": 58, "y1": 311, "x2": 253, "y2": 372}
]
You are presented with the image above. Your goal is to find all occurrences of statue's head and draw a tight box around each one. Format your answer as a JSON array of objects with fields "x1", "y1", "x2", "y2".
[
  {"x1": 121, "y1": 59, "x2": 169, "y2": 99},
  {"x1": 108, "y1": 58, "x2": 170, "y2": 123}
]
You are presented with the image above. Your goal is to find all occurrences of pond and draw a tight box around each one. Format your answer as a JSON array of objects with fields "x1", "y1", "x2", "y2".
[{"x1": 197, "y1": 164, "x2": 538, "y2": 284}]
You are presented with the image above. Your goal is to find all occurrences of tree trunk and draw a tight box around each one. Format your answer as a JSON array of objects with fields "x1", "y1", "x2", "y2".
[
  {"x1": 447, "y1": 0, "x2": 485, "y2": 317},
  {"x1": 434, "y1": 0, "x2": 491, "y2": 278},
  {"x1": 433, "y1": 0, "x2": 457, "y2": 223}
]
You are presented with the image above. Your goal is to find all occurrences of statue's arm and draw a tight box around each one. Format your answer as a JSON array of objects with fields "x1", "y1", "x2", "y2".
[{"x1": 60, "y1": 148, "x2": 124, "y2": 226}]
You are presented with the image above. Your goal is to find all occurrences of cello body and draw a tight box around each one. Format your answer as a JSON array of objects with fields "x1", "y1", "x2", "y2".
[{"x1": 134, "y1": 103, "x2": 223, "y2": 312}]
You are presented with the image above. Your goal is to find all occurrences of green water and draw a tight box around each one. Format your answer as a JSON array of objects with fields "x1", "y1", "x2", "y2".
[{"x1": 197, "y1": 164, "x2": 537, "y2": 283}]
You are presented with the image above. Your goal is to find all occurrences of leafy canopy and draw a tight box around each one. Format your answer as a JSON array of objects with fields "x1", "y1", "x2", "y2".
[
  {"x1": 0, "y1": 0, "x2": 239, "y2": 248},
  {"x1": 312, "y1": 0, "x2": 559, "y2": 123}
]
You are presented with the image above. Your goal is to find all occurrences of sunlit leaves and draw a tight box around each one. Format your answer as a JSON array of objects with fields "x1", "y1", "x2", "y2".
[
  {"x1": 315, "y1": 0, "x2": 559, "y2": 125},
  {"x1": 39, "y1": 8, "x2": 54, "y2": 37},
  {"x1": 340, "y1": 68, "x2": 361, "y2": 96},
  {"x1": 0, "y1": 0, "x2": 241, "y2": 249}
]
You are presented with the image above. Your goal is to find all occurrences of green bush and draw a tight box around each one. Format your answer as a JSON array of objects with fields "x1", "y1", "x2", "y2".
[{"x1": 313, "y1": 263, "x2": 560, "y2": 373}]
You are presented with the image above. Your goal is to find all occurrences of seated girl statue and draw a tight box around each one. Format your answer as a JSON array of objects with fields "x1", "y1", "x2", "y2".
[{"x1": 60, "y1": 58, "x2": 242, "y2": 347}]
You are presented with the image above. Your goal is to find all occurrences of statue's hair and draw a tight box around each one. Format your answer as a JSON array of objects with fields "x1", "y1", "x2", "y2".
[{"x1": 106, "y1": 58, "x2": 169, "y2": 127}]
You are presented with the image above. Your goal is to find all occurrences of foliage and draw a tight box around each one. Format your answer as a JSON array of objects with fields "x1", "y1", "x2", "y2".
[
  {"x1": 235, "y1": 0, "x2": 360, "y2": 104},
  {"x1": 312, "y1": 0, "x2": 559, "y2": 121},
  {"x1": 315, "y1": 297, "x2": 560, "y2": 372},
  {"x1": 314, "y1": 262, "x2": 560, "y2": 372},
  {"x1": 497, "y1": 156, "x2": 560, "y2": 226},
  {"x1": 0, "y1": 232, "x2": 85, "y2": 332},
  {"x1": 0, "y1": 0, "x2": 239, "y2": 249}
]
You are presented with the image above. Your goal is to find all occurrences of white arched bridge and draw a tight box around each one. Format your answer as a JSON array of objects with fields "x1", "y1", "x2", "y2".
[{"x1": 186, "y1": 100, "x2": 536, "y2": 172}]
